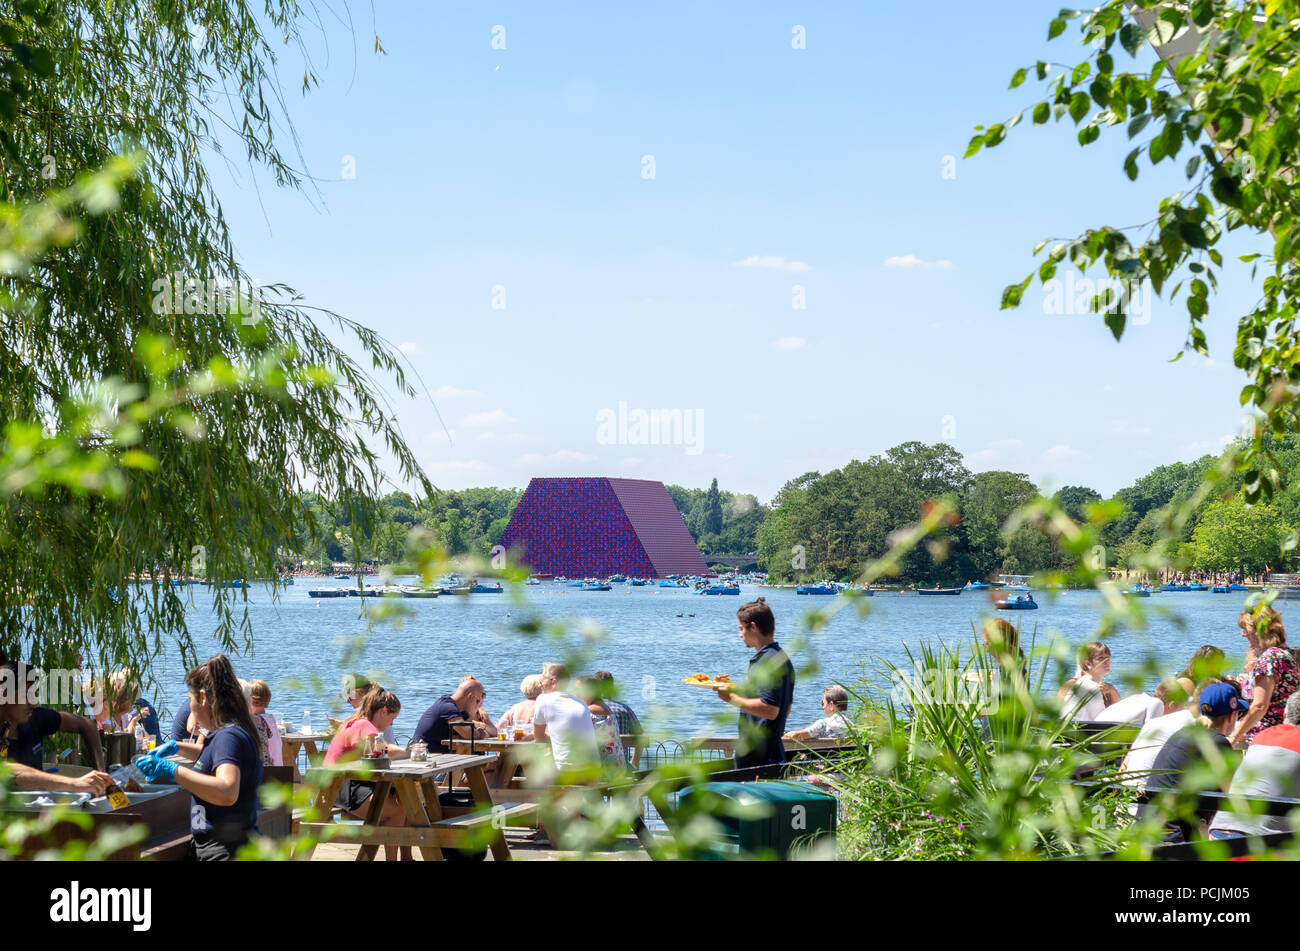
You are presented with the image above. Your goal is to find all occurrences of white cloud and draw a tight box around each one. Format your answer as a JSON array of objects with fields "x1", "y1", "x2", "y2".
[
  {"x1": 987, "y1": 438, "x2": 1023, "y2": 450},
  {"x1": 460, "y1": 408, "x2": 517, "y2": 428},
  {"x1": 929, "y1": 321, "x2": 945, "y2": 330},
  {"x1": 515, "y1": 450, "x2": 597, "y2": 467},
  {"x1": 774, "y1": 336, "x2": 807, "y2": 350},
  {"x1": 502, "y1": 432, "x2": 541, "y2": 442},
  {"x1": 883, "y1": 254, "x2": 954, "y2": 270},
  {"x1": 395, "y1": 342, "x2": 421, "y2": 356},
  {"x1": 731, "y1": 255, "x2": 811, "y2": 274},
  {"x1": 967, "y1": 449, "x2": 998, "y2": 466},
  {"x1": 428, "y1": 385, "x2": 483, "y2": 399},
  {"x1": 1043, "y1": 444, "x2": 1083, "y2": 461},
  {"x1": 618, "y1": 457, "x2": 643, "y2": 467}
]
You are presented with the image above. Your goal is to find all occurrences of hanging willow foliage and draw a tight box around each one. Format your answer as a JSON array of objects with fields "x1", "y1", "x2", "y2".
[{"x1": 0, "y1": 1, "x2": 433, "y2": 681}]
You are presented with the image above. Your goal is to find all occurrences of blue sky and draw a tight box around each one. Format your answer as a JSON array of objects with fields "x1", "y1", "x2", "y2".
[{"x1": 210, "y1": 1, "x2": 1263, "y2": 503}]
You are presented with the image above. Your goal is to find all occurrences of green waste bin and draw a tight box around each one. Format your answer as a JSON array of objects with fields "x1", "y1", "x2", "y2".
[{"x1": 675, "y1": 780, "x2": 837, "y2": 859}]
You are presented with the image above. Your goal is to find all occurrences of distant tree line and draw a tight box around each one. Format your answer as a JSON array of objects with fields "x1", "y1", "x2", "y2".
[{"x1": 284, "y1": 435, "x2": 1300, "y2": 582}]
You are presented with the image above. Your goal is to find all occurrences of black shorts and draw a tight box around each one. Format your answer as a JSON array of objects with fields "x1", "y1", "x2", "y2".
[
  {"x1": 189, "y1": 834, "x2": 238, "y2": 861},
  {"x1": 336, "y1": 779, "x2": 375, "y2": 813}
]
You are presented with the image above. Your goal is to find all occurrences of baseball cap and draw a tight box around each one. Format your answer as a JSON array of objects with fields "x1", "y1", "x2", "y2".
[{"x1": 1199, "y1": 682, "x2": 1247, "y2": 718}]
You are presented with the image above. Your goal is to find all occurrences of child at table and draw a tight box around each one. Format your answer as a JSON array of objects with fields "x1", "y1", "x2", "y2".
[{"x1": 324, "y1": 686, "x2": 412, "y2": 862}]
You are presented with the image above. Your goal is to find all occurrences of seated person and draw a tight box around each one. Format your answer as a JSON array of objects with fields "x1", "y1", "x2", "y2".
[
  {"x1": 1208, "y1": 692, "x2": 1300, "y2": 839},
  {"x1": 533, "y1": 663, "x2": 599, "y2": 771},
  {"x1": 785, "y1": 685, "x2": 851, "y2": 742},
  {"x1": 413, "y1": 676, "x2": 492, "y2": 754},
  {"x1": 0, "y1": 653, "x2": 111, "y2": 794},
  {"x1": 574, "y1": 675, "x2": 626, "y2": 769},
  {"x1": 1059, "y1": 641, "x2": 1121, "y2": 720},
  {"x1": 324, "y1": 686, "x2": 410, "y2": 862},
  {"x1": 591, "y1": 670, "x2": 643, "y2": 744},
  {"x1": 1120, "y1": 678, "x2": 1197, "y2": 790},
  {"x1": 329, "y1": 674, "x2": 396, "y2": 745},
  {"x1": 1179, "y1": 645, "x2": 1229, "y2": 682},
  {"x1": 496, "y1": 674, "x2": 543, "y2": 733},
  {"x1": 170, "y1": 695, "x2": 194, "y2": 742},
  {"x1": 248, "y1": 680, "x2": 283, "y2": 767},
  {"x1": 88, "y1": 668, "x2": 159, "y2": 744},
  {"x1": 1136, "y1": 681, "x2": 1244, "y2": 842}
]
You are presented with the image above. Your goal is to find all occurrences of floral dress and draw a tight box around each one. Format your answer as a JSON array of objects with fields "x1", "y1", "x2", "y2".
[
  {"x1": 591, "y1": 714, "x2": 626, "y2": 768},
  {"x1": 1246, "y1": 646, "x2": 1300, "y2": 740}
]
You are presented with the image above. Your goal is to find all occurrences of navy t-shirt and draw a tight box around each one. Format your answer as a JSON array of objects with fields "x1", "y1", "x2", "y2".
[
  {"x1": 170, "y1": 698, "x2": 192, "y2": 742},
  {"x1": 413, "y1": 695, "x2": 467, "y2": 753},
  {"x1": 0, "y1": 706, "x2": 62, "y2": 769},
  {"x1": 737, "y1": 642, "x2": 795, "y2": 769},
  {"x1": 133, "y1": 697, "x2": 161, "y2": 743},
  {"x1": 190, "y1": 724, "x2": 262, "y2": 849},
  {"x1": 1136, "y1": 727, "x2": 1234, "y2": 841}
]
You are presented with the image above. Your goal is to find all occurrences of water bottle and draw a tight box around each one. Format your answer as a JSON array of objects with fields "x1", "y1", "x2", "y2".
[
  {"x1": 133, "y1": 721, "x2": 146, "y2": 753},
  {"x1": 302, "y1": 709, "x2": 312, "y2": 734}
]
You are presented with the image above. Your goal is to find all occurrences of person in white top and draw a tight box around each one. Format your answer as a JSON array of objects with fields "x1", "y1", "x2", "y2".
[
  {"x1": 1119, "y1": 677, "x2": 1197, "y2": 790},
  {"x1": 532, "y1": 662, "x2": 598, "y2": 770},
  {"x1": 248, "y1": 679, "x2": 284, "y2": 767},
  {"x1": 785, "y1": 685, "x2": 850, "y2": 742},
  {"x1": 1059, "y1": 641, "x2": 1122, "y2": 721}
]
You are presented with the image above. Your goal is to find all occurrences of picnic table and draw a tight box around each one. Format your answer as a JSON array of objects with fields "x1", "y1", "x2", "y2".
[
  {"x1": 280, "y1": 731, "x2": 333, "y2": 782},
  {"x1": 294, "y1": 753, "x2": 534, "y2": 861}
]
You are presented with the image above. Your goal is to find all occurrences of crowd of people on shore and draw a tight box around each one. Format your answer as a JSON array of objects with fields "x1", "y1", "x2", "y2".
[{"x1": 1046, "y1": 604, "x2": 1300, "y2": 843}]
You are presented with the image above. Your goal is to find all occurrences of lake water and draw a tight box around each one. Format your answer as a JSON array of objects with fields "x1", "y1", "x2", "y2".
[{"x1": 139, "y1": 580, "x2": 1261, "y2": 743}]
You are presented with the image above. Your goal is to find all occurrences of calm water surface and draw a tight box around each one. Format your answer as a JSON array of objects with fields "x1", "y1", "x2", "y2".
[{"x1": 142, "y1": 581, "x2": 1259, "y2": 742}]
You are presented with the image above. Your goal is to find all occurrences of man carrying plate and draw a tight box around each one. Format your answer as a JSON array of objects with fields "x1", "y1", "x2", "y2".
[{"x1": 716, "y1": 598, "x2": 795, "y2": 770}]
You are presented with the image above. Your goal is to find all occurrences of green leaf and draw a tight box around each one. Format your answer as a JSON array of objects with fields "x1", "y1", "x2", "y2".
[
  {"x1": 963, "y1": 133, "x2": 984, "y2": 159},
  {"x1": 1033, "y1": 102, "x2": 1051, "y2": 125},
  {"x1": 984, "y1": 124, "x2": 1006, "y2": 147},
  {"x1": 1072, "y1": 62, "x2": 1090, "y2": 84},
  {"x1": 1078, "y1": 124, "x2": 1100, "y2": 146},
  {"x1": 1179, "y1": 221, "x2": 1208, "y2": 248},
  {"x1": 1010, "y1": 67, "x2": 1028, "y2": 89},
  {"x1": 1119, "y1": 22, "x2": 1143, "y2": 57},
  {"x1": 1239, "y1": 253, "x2": 1261, "y2": 263},
  {"x1": 1104, "y1": 311, "x2": 1125, "y2": 341},
  {"x1": 1069, "y1": 92, "x2": 1090, "y2": 123},
  {"x1": 1097, "y1": 53, "x2": 1114, "y2": 75},
  {"x1": 1185, "y1": 155, "x2": 1200, "y2": 179},
  {"x1": 1124, "y1": 147, "x2": 1140, "y2": 180},
  {"x1": 1127, "y1": 113, "x2": 1151, "y2": 138},
  {"x1": 1048, "y1": 18, "x2": 1067, "y2": 40}
]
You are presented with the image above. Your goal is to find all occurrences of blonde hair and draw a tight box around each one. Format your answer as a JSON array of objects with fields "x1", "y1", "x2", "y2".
[
  {"x1": 542, "y1": 662, "x2": 567, "y2": 681},
  {"x1": 1243, "y1": 605, "x2": 1287, "y2": 649},
  {"x1": 1074, "y1": 641, "x2": 1110, "y2": 679},
  {"x1": 250, "y1": 680, "x2": 271, "y2": 705},
  {"x1": 520, "y1": 674, "x2": 543, "y2": 700}
]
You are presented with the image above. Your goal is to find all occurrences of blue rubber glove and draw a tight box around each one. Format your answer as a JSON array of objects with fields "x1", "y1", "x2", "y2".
[
  {"x1": 151, "y1": 739, "x2": 178, "y2": 759},
  {"x1": 138, "y1": 756, "x2": 177, "y2": 783}
]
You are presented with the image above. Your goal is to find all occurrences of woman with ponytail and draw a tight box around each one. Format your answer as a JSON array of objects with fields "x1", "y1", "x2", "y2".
[
  {"x1": 323, "y1": 684, "x2": 412, "y2": 861},
  {"x1": 136, "y1": 654, "x2": 264, "y2": 860}
]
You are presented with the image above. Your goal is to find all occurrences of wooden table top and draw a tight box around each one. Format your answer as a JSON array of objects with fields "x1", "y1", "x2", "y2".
[
  {"x1": 281, "y1": 732, "x2": 333, "y2": 742},
  {"x1": 305, "y1": 752, "x2": 497, "y2": 781}
]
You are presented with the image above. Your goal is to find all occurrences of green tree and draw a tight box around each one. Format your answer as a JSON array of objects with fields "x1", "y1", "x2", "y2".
[
  {"x1": 0, "y1": 1, "x2": 431, "y2": 674},
  {"x1": 977, "y1": 0, "x2": 1300, "y2": 504},
  {"x1": 1190, "y1": 496, "x2": 1289, "y2": 573},
  {"x1": 705, "y1": 478, "x2": 723, "y2": 535},
  {"x1": 1054, "y1": 485, "x2": 1103, "y2": 523},
  {"x1": 965, "y1": 471, "x2": 1039, "y2": 580}
]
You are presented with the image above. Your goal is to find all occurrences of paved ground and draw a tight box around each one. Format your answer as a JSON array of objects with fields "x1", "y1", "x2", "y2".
[{"x1": 310, "y1": 830, "x2": 654, "y2": 861}]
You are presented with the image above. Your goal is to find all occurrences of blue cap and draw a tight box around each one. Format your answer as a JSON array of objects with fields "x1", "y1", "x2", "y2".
[{"x1": 1199, "y1": 682, "x2": 1247, "y2": 718}]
